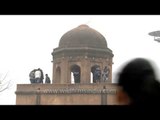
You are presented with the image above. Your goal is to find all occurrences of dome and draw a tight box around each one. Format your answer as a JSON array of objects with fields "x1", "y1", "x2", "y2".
[{"x1": 58, "y1": 24, "x2": 108, "y2": 49}]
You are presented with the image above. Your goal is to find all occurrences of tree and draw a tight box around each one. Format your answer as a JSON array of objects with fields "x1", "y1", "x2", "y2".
[{"x1": 0, "y1": 71, "x2": 13, "y2": 92}]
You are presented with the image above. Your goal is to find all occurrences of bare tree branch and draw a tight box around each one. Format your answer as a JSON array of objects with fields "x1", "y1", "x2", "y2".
[
  {"x1": 0, "y1": 71, "x2": 9, "y2": 83},
  {"x1": 0, "y1": 71, "x2": 13, "y2": 92}
]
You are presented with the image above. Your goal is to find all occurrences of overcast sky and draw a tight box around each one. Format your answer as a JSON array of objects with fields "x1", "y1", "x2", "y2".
[{"x1": 1, "y1": 15, "x2": 160, "y2": 105}]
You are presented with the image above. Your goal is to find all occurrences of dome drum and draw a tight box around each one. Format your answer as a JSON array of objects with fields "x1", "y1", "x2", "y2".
[{"x1": 52, "y1": 47, "x2": 113, "y2": 59}]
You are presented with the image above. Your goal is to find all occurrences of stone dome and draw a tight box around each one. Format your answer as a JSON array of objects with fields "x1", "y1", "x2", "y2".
[{"x1": 58, "y1": 24, "x2": 108, "y2": 49}]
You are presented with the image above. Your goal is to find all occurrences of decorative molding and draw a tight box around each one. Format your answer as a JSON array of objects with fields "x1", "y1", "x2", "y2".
[
  {"x1": 15, "y1": 88, "x2": 117, "y2": 95},
  {"x1": 52, "y1": 47, "x2": 113, "y2": 59}
]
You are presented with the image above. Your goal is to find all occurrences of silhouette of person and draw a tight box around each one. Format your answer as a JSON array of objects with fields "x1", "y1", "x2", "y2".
[
  {"x1": 116, "y1": 58, "x2": 160, "y2": 106},
  {"x1": 29, "y1": 69, "x2": 36, "y2": 83},
  {"x1": 93, "y1": 67, "x2": 101, "y2": 83},
  {"x1": 73, "y1": 71, "x2": 80, "y2": 83},
  {"x1": 102, "y1": 66, "x2": 109, "y2": 82},
  {"x1": 35, "y1": 68, "x2": 44, "y2": 83},
  {"x1": 45, "y1": 74, "x2": 51, "y2": 83},
  {"x1": 39, "y1": 68, "x2": 44, "y2": 83}
]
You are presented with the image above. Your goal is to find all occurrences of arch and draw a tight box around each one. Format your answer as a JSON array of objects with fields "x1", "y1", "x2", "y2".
[
  {"x1": 91, "y1": 65, "x2": 101, "y2": 83},
  {"x1": 55, "y1": 66, "x2": 61, "y2": 83},
  {"x1": 71, "y1": 64, "x2": 81, "y2": 83}
]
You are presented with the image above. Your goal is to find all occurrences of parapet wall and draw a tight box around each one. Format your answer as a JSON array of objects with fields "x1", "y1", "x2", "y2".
[{"x1": 15, "y1": 83, "x2": 119, "y2": 105}]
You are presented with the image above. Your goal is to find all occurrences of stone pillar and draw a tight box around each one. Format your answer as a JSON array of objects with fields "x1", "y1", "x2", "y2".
[
  {"x1": 81, "y1": 58, "x2": 90, "y2": 84},
  {"x1": 101, "y1": 86, "x2": 107, "y2": 105},
  {"x1": 52, "y1": 63, "x2": 55, "y2": 83},
  {"x1": 109, "y1": 58, "x2": 113, "y2": 83},
  {"x1": 53, "y1": 62, "x2": 56, "y2": 83},
  {"x1": 61, "y1": 58, "x2": 68, "y2": 84},
  {"x1": 36, "y1": 88, "x2": 41, "y2": 105},
  {"x1": 67, "y1": 66, "x2": 71, "y2": 84}
]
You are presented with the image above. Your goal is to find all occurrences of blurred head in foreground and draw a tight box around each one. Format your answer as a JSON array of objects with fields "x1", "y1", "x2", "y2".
[{"x1": 117, "y1": 58, "x2": 160, "y2": 105}]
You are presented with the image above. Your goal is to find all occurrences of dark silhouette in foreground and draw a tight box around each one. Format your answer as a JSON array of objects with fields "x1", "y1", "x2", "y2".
[{"x1": 117, "y1": 58, "x2": 160, "y2": 106}]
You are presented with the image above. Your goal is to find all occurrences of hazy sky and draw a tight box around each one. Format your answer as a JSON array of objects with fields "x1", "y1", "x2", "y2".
[{"x1": 1, "y1": 15, "x2": 160, "y2": 105}]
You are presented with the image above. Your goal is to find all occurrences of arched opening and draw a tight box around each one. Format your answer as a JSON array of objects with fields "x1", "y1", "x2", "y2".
[
  {"x1": 55, "y1": 66, "x2": 61, "y2": 83},
  {"x1": 71, "y1": 65, "x2": 81, "y2": 84},
  {"x1": 91, "y1": 65, "x2": 101, "y2": 83}
]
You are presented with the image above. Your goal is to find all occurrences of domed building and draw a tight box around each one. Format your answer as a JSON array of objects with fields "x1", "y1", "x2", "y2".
[
  {"x1": 15, "y1": 24, "x2": 119, "y2": 105},
  {"x1": 52, "y1": 24, "x2": 113, "y2": 84}
]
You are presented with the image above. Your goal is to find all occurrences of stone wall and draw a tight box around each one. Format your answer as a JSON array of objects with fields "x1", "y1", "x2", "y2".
[{"x1": 16, "y1": 83, "x2": 119, "y2": 105}]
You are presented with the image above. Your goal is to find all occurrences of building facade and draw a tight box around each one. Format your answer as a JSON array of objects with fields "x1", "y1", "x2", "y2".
[{"x1": 16, "y1": 24, "x2": 119, "y2": 105}]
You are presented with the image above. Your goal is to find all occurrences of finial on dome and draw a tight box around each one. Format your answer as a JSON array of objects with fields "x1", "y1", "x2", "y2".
[{"x1": 78, "y1": 24, "x2": 89, "y2": 28}]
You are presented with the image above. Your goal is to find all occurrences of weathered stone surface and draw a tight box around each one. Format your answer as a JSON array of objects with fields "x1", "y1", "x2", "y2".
[{"x1": 16, "y1": 84, "x2": 119, "y2": 105}]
